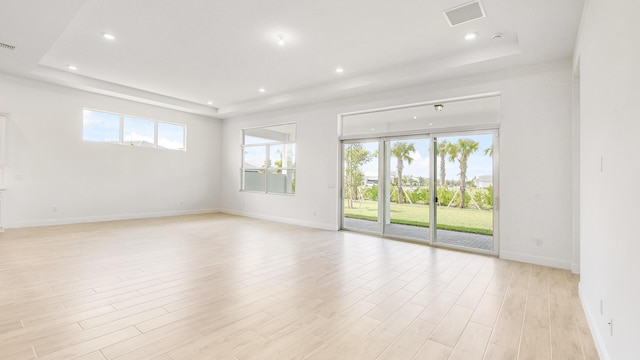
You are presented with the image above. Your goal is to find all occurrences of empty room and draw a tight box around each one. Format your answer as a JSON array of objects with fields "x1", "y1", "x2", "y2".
[{"x1": 0, "y1": 0, "x2": 637, "y2": 359}]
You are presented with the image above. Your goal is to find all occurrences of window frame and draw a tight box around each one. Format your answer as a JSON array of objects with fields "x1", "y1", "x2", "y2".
[
  {"x1": 82, "y1": 108, "x2": 186, "y2": 151},
  {"x1": 241, "y1": 123, "x2": 296, "y2": 195}
]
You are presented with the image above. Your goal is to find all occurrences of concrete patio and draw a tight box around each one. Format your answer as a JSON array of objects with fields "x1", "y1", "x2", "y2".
[{"x1": 343, "y1": 217, "x2": 493, "y2": 251}]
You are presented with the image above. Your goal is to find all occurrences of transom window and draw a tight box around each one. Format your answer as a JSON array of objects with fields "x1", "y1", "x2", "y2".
[
  {"x1": 82, "y1": 109, "x2": 186, "y2": 151},
  {"x1": 242, "y1": 123, "x2": 296, "y2": 194}
]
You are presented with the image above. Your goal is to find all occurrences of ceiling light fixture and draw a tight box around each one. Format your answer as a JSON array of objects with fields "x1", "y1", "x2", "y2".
[
  {"x1": 278, "y1": 35, "x2": 285, "y2": 46},
  {"x1": 434, "y1": 104, "x2": 444, "y2": 111},
  {"x1": 207, "y1": 101, "x2": 214, "y2": 105},
  {"x1": 103, "y1": 33, "x2": 116, "y2": 41},
  {"x1": 413, "y1": 116, "x2": 417, "y2": 119},
  {"x1": 335, "y1": 67, "x2": 344, "y2": 73},
  {"x1": 259, "y1": 88, "x2": 266, "y2": 93},
  {"x1": 67, "y1": 65, "x2": 78, "y2": 71},
  {"x1": 465, "y1": 32, "x2": 477, "y2": 41}
]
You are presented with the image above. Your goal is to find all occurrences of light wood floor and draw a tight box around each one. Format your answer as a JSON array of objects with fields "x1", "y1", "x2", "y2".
[{"x1": 0, "y1": 213, "x2": 599, "y2": 359}]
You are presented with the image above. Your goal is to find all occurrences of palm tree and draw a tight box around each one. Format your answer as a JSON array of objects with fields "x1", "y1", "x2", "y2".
[
  {"x1": 484, "y1": 144, "x2": 493, "y2": 157},
  {"x1": 391, "y1": 142, "x2": 415, "y2": 204},
  {"x1": 437, "y1": 140, "x2": 450, "y2": 186},
  {"x1": 447, "y1": 138, "x2": 479, "y2": 208}
]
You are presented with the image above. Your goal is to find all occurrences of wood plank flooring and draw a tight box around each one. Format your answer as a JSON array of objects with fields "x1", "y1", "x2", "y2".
[{"x1": 0, "y1": 214, "x2": 599, "y2": 359}]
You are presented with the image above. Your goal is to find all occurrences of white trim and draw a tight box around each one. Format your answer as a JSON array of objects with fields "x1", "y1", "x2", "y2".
[
  {"x1": 340, "y1": 124, "x2": 500, "y2": 142},
  {"x1": 5, "y1": 209, "x2": 219, "y2": 229},
  {"x1": 27, "y1": 67, "x2": 219, "y2": 118},
  {"x1": 0, "y1": 115, "x2": 6, "y2": 165},
  {"x1": 221, "y1": 209, "x2": 338, "y2": 231},
  {"x1": 572, "y1": 263, "x2": 580, "y2": 274},
  {"x1": 338, "y1": 92, "x2": 501, "y2": 118},
  {"x1": 579, "y1": 283, "x2": 610, "y2": 360},
  {"x1": 500, "y1": 251, "x2": 571, "y2": 270}
]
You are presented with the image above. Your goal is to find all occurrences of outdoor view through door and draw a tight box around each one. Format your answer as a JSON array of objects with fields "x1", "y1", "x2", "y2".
[
  {"x1": 384, "y1": 137, "x2": 432, "y2": 241},
  {"x1": 341, "y1": 96, "x2": 499, "y2": 254},
  {"x1": 434, "y1": 134, "x2": 494, "y2": 250}
]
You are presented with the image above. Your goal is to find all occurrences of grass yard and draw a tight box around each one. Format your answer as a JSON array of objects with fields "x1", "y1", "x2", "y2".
[{"x1": 344, "y1": 199, "x2": 493, "y2": 235}]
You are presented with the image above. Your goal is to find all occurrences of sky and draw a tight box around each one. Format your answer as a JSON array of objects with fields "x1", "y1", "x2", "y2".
[
  {"x1": 356, "y1": 134, "x2": 493, "y2": 181},
  {"x1": 82, "y1": 109, "x2": 119, "y2": 142}
]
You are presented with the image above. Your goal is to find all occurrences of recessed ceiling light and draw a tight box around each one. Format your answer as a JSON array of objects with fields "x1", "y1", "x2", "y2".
[
  {"x1": 434, "y1": 104, "x2": 444, "y2": 111},
  {"x1": 278, "y1": 35, "x2": 285, "y2": 46},
  {"x1": 429, "y1": 123, "x2": 433, "y2": 126},
  {"x1": 413, "y1": 116, "x2": 417, "y2": 119},
  {"x1": 335, "y1": 67, "x2": 344, "y2": 73},
  {"x1": 259, "y1": 88, "x2": 266, "y2": 93},
  {"x1": 103, "y1": 33, "x2": 116, "y2": 41},
  {"x1": 207, "y1": 101, "x2": 214, "y2": 105},
  {"x1": 67, "y1": 65, "x2": 78, "y2": 71},
  {"x1": 465, "y1": 32, "x2": 477, "y2": 41}
]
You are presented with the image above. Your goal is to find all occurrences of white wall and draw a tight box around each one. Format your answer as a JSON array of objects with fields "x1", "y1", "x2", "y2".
[
  {"x1": 221, "y1": 59, "x2": 575, "y2": 269},
  {"x1": 0, "y1": 58, "x2": 578, "y2": 274},
  {"x1": 576, "y1": 0, "x2": 640, "y2": 358},
  {"x1": 0, "y1": 73, "x2": 221, "y2": 227}
]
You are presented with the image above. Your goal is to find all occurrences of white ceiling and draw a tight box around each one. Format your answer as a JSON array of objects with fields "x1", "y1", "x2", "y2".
[{"x1": 0, "y1": 0, "x2": 584, "y2": 118}]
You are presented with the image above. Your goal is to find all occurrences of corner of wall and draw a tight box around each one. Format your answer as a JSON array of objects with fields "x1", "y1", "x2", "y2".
[
  {"x1": 571, "y1": 263, "x2": 580, "y2": 274},
  {"x1": 579, "y1": 283, "x2": 610, "y2": 360},
  {"x1": 499, "y1": 250, "x2": 572, "y2": 270},
  {"x1": 220, "y1": 209, "x2": 339, "y2": 231}
]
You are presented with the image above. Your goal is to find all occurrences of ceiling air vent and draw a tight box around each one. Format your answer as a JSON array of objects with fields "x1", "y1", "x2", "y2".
[
  {"x1": 443, "y1": 1, "x2": 486, "y2": 27},
  {"x1": 0, "y1": 42, "x2": 16, "y2": 51}
]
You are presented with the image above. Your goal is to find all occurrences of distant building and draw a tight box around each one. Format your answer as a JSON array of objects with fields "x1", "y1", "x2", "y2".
[{"x1": 475, "y1": 175, "x2": 493, "y2": 188}]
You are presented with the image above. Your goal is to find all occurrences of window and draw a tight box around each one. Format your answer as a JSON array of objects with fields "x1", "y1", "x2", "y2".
[
  {"x1": 82, "y1": 109, "x2": 120, "y2": 142},
  {"x1": 82, "y1": 109, "x2": 186, "y2": 150},
  {"x1": 158, "y1": 122, "x2": 186, "y2": 150},
  {"x1": 123, "y1": 116, "x2": 154, "y2": 147},
  {"x1": 242, "y1": 123, "x2": 296, "y2": 194}
]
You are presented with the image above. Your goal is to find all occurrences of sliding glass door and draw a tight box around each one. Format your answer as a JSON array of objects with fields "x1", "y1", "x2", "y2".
[
  {"x1": 433, "y1": 133, "x2": 495, "y2": 251},
  {"x1": 341, "y1": 131, "x2": 497, "y2": 254},
  {"x1": 342, "y1": 140, "x2": 380, "y2": 234},
  {"x1": 383, "y1": 137, "x2": 431, "y2": 241}
]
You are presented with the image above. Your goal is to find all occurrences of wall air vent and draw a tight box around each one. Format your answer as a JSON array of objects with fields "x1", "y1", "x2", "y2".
[
  {"x1": 443, "y1": 1, "x2": 486, "y2": 27},
  {"x1": 0, "y1": 42, "x2": 16, "y2": 51}
]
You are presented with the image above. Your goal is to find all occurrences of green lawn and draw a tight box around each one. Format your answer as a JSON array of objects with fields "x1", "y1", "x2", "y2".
[{"x1": 344, "y1": 200, "x2": 493, "y2": 235}]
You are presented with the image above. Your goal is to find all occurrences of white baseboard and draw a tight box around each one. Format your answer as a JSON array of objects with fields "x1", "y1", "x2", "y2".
[
  {"x1": 6, "y1": 208, "x2": 220, "y2": 229},
  {"x1": 579, "y1": 283, "x2": 609, "y2": 360},
  {"x1": 572, "y1": 263, "x2": 581, "y2": 274},
  {"x1": 500, "y1": 251, "x2": 572, "y2": 270},
  {"x1": 220, "y1": 209, "x2": 338, "y2": 231}
]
